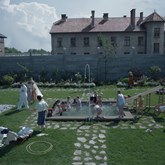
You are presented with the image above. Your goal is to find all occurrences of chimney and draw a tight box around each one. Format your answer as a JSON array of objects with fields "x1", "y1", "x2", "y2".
[
  {"x1": 130, "y1": 9, "x2": 136, "y2": 28},
  {"x1": 61, "y1": 14, "x2": 67, "y2": 21},
  {"x1": 91, "y1": 10, "x2": 95, "y2": 28},
  {"x1": 140, "y1": 12, "x2": 143, "y2": 20},
  {"x1": 103, "y1": 13, "x2": 109, "y2": 21},
  {"x1": 137, "y1": 12, "x2": 143, "y2": 25}
]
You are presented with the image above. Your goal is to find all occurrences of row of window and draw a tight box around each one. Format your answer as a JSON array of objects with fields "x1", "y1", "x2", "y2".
[
  {"x1": 57, "y1": 36, "x2": 145, "y2": 48},
  {"x1": 56, "y1": 42, "x2": 160, "y2": 55}
]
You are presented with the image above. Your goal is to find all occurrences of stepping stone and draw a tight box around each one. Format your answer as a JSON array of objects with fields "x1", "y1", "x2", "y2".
[{"x1": 77, "y1": 137, "x2": 87, "y2": 143}]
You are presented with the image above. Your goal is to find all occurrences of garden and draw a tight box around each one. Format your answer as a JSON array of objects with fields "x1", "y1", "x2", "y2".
[{"x1": 0, "y1": 83, "x2": 165, "y2": 165}]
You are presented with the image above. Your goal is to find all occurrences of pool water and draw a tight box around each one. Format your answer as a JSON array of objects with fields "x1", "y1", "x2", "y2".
[{"x1": 52, "y1": 102, "x2": 119, "y2": 117}]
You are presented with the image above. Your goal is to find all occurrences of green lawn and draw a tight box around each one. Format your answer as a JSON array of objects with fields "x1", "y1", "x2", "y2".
[
  {"x1": 0, "y1": 129, "x2": 76, "y2": 165},
  {"x1": 0, "y1": 85, "x2": 165, "y2": 165},
  {"x1": 106, "y1": 129, "x2": 165, "y2": 165}
]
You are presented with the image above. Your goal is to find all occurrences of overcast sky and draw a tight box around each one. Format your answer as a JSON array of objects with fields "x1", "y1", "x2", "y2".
[{"x1": 1, "y1": 0, "x2": 165, "y2": 52}]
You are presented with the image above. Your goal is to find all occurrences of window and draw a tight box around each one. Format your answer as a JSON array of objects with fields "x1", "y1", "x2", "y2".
[
  {"x1": 70, "y1": 37, "x2": 76, "y2": 47},
  {"x1": 111, "y1": 36, "x2": 117, "y2": 46},
  {"x1": 84, "y1": 52, "x2": 90, "y2": 55},
  {"x1": 57, "y1": 38, "x2": 63, "y2": 47},
  {"x1": 124, "y1": 52, "x2": 130, "y2": 54},
  {"x1": 71, "y1": 52, "x2": 76, "y2": 55},
  {"x1": 0, "y1": 38, "x2": 4, "y2": 43},
  {"x1": 138, "y1": 36, "x2": 144, "y2": 46},
  {"x1": 138, "y1": 52, "x2": 144, "y2": 54},
  {"x1": 84, "y1": 37, "x2": 90, "y2": 47},
  {"x1": 124, "y1": 36, "x2": 130, "y2": 46},
  {"x1": 154, "y1": 28, "x2": 160, "y2": 38},
  {"x1": 153, "y1": 43, "x2": 159, "y2": 53}
]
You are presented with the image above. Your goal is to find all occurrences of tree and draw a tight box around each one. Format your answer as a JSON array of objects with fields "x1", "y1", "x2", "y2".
[
  {"x1": 98, "y1": 34, "x2": 116, "y2": 82},
  {"x1": 5, "y1": 47, "x2": 22, "y2": 54}
]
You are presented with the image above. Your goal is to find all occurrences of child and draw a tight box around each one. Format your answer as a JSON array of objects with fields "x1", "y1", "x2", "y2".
[{"x1": 136, "y1": 94, "x2": 144, "y2": 115}]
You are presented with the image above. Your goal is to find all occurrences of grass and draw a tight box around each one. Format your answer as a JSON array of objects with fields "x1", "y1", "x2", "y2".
[
  {"x1": 0, "y1": 129, "x2": 76, "y2": 165},
  {"x1": 0, "y1": 85, "x2": 165, "y2": 165},
  {"x1": 106, "y1": 129, "x2": 165, "y2": 165}
]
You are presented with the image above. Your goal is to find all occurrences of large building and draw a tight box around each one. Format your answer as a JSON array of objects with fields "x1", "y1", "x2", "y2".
[
  {"x1": 50, "y1": 9, "x2": 165, "y2": 56},
  {"x1": 0, "y1": 33, "x2": 6, "y2": 56}
]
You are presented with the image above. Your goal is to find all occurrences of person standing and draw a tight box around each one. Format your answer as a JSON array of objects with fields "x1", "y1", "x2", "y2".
[
  {"x1": 17, "y1": 82, "x2": 29, "y2": 110},
  {"x1": 31, "y1": 79, "x2": 43, "y2": 103},
  {"x1": 128, "y1": 71, "x2": 134, "y2": 88},
  {"x1": 26, "y1": 81, "x2": 33, "y2": 104},
  {"x1": 35, "y1": 95, "x2": 48, "y2": 131},
  {"x1": 116, "y1": 90, "x2": 125, "y2": 118}
]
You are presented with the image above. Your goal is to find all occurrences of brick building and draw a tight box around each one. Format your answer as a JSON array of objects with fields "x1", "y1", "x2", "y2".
[{"x1": 50, "y1": 9, "x2": 165, "y2": 56}]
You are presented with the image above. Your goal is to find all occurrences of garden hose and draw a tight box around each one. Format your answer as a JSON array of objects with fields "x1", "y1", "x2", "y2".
[{"x1": 26, "y1": 141, "x2": 53, "y2": 155}]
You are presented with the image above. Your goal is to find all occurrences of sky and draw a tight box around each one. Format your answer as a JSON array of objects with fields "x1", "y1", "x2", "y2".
[{"x1": 1, "y1": 0, "x2": 165, "y2": 52}]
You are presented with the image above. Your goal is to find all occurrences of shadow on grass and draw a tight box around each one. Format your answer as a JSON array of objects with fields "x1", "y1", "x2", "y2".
[{"x1": 4, "y1": 109, "x2": 21, "y2": 116}]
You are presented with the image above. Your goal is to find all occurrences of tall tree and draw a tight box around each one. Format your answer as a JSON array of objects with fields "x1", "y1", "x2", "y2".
[{"x1": 98, "y1": 34, "x2": 116, "y2": 82}]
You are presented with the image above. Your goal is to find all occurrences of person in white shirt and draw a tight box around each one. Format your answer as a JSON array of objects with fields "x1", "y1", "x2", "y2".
[
  {"x1": 35, "y1": 95, "x2": 48, "y2": 131},
  {"x1": 17, "y1": 82, "x2": 29, "y2": 110},
  {"x1": 116, "y1": 90, "x2": 125, "y2": 118}
]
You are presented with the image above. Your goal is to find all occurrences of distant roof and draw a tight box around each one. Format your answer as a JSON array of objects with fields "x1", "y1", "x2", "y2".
[
  {"x1": 0, "y1": 33, "x2": 7, "y2": 38},
  {"x1": 50, "y1": 11, "x2": 165, "y2": 34}
]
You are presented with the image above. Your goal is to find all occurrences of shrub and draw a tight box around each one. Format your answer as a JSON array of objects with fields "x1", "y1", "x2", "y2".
[
  {"x1": 149, "y1": 65, "x2": 161, "y2": 80},
  {"x1": 0, "y1": 75, "x2": 14, "y2": 86}
]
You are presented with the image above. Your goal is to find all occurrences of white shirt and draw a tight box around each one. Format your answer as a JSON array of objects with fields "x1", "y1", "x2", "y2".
[
  {"x1": 36, "y1": 99, "x2": 48, "y2": 112},
  {"x1": 117, "y1": 94, "x2": 125, "y2": 106}
]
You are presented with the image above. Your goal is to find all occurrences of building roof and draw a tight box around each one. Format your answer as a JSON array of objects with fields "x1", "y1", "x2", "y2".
[
  {"x1": 50, "y1": 11, "x2": 165, "y2": 34},
  {"x1": 0, "y1": 33, "x2": 7, "y2": 38},
  {"x1": 141, "y1": 11, "x2": 165, "y2": 25},
  {"x1": 50, "y1": 17, "x2": 142, "y2": 34}
]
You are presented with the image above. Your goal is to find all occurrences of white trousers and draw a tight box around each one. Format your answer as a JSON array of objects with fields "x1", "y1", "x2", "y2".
[{"x1": 17, "y1": 95, "x2": 29, "y2": 110}]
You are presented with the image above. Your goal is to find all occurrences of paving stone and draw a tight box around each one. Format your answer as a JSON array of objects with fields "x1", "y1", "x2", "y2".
[
  {"x1": 85, "y1": 163, "x2": 96, "y2": 165},
  {"x1": 139, "y1": 125, "x2": 147, "y2": 129},
  {"x1": 98, "y1": 139, "x2": 106, "y2": 143},
  {"x1": 84, "y1": 144, "x2": 90, "y2": 149},
  {"x1": 89, "y1": 140, "x2": 96, "y2": 145},
  {"x1": 78, "y1": 137, "x2": 87, "y2": 143},
  {"x1": 84, "y1": 157, "x2": 92, "y2": 161},
  {"x1": 99, "y1": 134, "x2": 105, "y2": 139},
  {"x1": 74, "y1": 143, "x2": 81, "y2": 148},
  {"x1": 74, "y1": 150, "x2": 82, "y2": 156},
  {"x1": 73, "y1": 156, "x2": 81, "y2": 161},
  {"x1": 85, "y1": 151, "x2": 90, "y2": 156},
  {"x1": 72, "y1": 163, "x2": 82, "y2": 165},
  {"x1": 60, "y1": 127, "x2": 67, "y2": 130},
  {"x1": 100, "y1": 150, "x2": 106, "y2": 155},
  {"x1": 91, "y1": 149, "x2": 97, "y2": 154},
  {"x1": 54, "y1": 125, "x2": 60, "y2": 129},
  {"x1": 101, "y1": 144, "x2": 106, "y2": 149},
  {"x1": 80, "y1": 126, "x2": 91, "y2": 130},
  {"x1": 93, "y1": 145, "x2": 99, "y2": 149},
  {"x1": 95, "y1": 155, "x2": 103, "y2": 160}
]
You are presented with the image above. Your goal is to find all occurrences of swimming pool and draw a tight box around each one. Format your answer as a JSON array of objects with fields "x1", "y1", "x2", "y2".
[
  {"x1": 45, "y1": 101, "x2": 134, "y2": 121},
  {"x1": 60, "y1": 102, "x2": 119, "y2": 117}
]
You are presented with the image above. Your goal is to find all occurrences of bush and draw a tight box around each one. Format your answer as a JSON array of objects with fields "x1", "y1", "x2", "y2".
[
  {"x1": 149, "y1": 65, "x2": 161, "y2": 80},
  {"x1": 0, "y1": 75, "x2": 14, "y2": 86}
]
